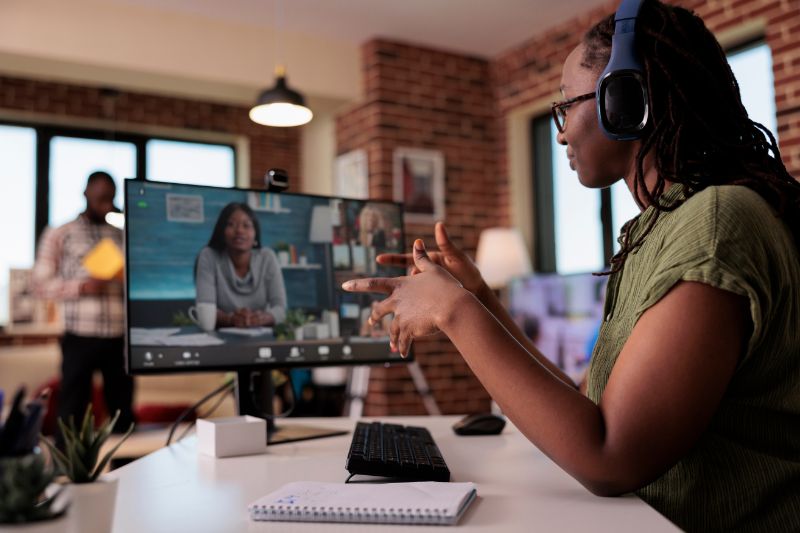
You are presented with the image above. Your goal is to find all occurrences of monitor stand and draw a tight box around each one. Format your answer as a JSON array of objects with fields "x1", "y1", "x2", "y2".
[{"x1": 235, "y1": 369, "x2": 348, "y2": 445}]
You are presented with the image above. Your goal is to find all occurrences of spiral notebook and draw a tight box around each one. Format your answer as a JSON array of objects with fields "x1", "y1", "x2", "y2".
[{"x1": 248, "y1": 481, "x2": 477, "y2": 525}]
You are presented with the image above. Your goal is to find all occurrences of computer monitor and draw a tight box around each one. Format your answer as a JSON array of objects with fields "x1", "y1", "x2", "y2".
[
  {"x1": 508, "y1": 272, "x2": 608, "y2": 381},
  {"x1": 124, "y1": 179, "x2": 407, "y2": 441}
]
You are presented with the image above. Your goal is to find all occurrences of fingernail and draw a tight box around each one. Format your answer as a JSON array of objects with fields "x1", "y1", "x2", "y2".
[
  {"x1": 414, "y1": 239, "x2": 424, "y2": 250},
  {"x1": 341, "y1": 281, "x2": 353, "y2": 290}
]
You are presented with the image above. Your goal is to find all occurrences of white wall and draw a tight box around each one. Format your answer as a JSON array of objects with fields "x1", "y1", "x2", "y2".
[{"x1": 0, "y1": 0, "x2": 361, "y2": 105}]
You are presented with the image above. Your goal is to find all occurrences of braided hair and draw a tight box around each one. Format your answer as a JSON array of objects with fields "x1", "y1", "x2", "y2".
[{"x1": 583, "y1": 0, "x2": 800, "y2": 273}]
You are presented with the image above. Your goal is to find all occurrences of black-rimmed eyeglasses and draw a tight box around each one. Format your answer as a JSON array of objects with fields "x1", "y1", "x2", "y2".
[{"x1": 551, "y1": 92, "x2": 595, "y2": 134}]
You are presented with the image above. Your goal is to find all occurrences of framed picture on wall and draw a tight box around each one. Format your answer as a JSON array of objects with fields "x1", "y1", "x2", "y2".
[
  {"x1": 392, "y1": 148, "x2": 445, "y2": 223},
  {"x1": 334, "y1": 149, "x2": 369, "y2": 199}
]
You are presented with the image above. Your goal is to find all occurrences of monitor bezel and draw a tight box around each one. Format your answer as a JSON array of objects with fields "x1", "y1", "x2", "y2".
[{"x1": 123, "y1": 178, "x2": 411, "y2": 376}]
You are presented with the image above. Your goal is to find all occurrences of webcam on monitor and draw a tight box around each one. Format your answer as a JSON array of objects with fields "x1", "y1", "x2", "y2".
[{"x1": 265, "y1": 168, "x2": 289, "y2": 192}]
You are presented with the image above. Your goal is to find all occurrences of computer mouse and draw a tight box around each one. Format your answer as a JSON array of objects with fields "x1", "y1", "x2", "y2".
[{"x1": 452, "y1": 413, "x2": 506, "y2": 436}]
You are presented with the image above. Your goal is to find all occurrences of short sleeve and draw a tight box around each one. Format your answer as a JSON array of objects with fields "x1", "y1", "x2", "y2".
[{"x1": 632, "y1": 187, "x2": 777, "y2": 363}]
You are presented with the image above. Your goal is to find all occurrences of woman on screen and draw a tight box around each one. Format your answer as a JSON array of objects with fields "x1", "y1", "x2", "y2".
[
  {"x1": 196, "y1": 202, "x2": 286, "y2": 327},
  {"x1": 344, "y1": 1, "x2": 800, "y2": 531}
]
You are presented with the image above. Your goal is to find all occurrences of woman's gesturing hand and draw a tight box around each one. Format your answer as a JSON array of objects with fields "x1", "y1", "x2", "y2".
[
  {"x1": 343, "y1": 239, "x2": 468, "y2": 357},
  {"x1": 376, "y1": 222, "x2": 487, "y2": 295}
]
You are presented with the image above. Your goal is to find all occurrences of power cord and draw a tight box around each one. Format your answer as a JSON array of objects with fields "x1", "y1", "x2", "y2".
[
  {"x1": 165, "y1": 377, "x2": 235, "y2": 446},
  {"x1": 173, "y1": 386, "x2": 235, "y2": 444}
]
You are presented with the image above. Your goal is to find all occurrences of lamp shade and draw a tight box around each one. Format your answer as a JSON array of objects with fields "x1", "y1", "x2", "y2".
[
  {"x1": 249, "y1": 70, "x2": 313, "y2": 127},
  {"x1": 105, "y1": 211, "x2": 125, "y2": 229},
  {"x1": 309, "y1": 205, "x2": 334, "y2": 243},
  {"x1": 475, "y1": 227, "x2": 532, "y2": 289}
]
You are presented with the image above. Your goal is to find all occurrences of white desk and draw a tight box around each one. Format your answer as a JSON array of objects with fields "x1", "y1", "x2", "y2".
[{"x1": 110, "y1": 416, "x2": 678, "y2": 532}]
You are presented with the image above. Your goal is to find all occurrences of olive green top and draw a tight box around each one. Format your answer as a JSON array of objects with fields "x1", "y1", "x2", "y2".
[{"x1": 586, "y1": 184, "x2": 800, "y2": 532}]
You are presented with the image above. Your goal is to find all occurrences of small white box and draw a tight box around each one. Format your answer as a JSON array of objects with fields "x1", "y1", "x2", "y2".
[{"x1": 196, "y1": 416, "x2": 268, "y2": 458}]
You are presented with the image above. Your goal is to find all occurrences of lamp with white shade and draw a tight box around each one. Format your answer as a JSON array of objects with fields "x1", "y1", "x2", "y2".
[{"x1": 475, "y1": 227, "x2": 533, "y2": 290}]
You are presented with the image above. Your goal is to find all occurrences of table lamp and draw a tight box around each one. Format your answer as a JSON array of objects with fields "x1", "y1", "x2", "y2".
[
  {"x1": 475, "y1": 227, "x2": 532, "y2": 290},
  {"x1": 309, "y1": 205, "x2": 334, "y2": 308}
]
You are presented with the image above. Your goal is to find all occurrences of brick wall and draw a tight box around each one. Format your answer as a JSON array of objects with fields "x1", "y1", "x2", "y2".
[
  {"x1": 338, "y1": 0, "x2": 800, "y2": 415},
  {"x1": 336, "y1": 40, "x2": 498, "y2": 415},
  {"x1": 0, "y1": 75, "x2": 301, "y2": 187}
]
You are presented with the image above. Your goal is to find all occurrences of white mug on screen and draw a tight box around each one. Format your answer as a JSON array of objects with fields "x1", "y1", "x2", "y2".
[{"x1": 188, "y1": 303, "x2": 217, "y2": 332}]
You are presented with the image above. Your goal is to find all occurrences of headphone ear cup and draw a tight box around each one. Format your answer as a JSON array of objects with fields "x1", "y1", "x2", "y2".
[
  {"x1": 596, "y1": 0, "x2": 649, "y2": 140},
  {"x1": 598, "y1": 71, "x2": 649, "y2": 140}
]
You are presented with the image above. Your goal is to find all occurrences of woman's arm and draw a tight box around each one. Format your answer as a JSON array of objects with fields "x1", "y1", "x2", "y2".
[{"x1": 348, "y1": 241, "x2": 748, "y2": 494}]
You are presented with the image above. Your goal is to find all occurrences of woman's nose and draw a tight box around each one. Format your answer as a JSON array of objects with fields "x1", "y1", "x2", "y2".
[{"x1": 556, "y1": 130, "x2": 567, "y2": 146}]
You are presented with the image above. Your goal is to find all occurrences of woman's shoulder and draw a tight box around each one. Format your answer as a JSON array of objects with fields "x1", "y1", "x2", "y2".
[
  {"x1": 197, "y1": 246, "x2": 223, "y2": 264},
  {"x1": 684, "y1": 184, "x2": 774, "y2": 219},
  {"x1": 676, "y1": 184, "x2": 794, "y2": 259},
  {"x1": 253, "y1": 247, "x2": 278, "y2": 260},
  {"x1": 669, "y1": 184, "x2": 778, "y2": 236},
  {"x1": 252, "y1": 247, "x2": 280, "y2": 269}
]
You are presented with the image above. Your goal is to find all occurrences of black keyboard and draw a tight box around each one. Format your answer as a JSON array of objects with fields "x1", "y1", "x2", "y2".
[{"x1": 345, "y1": 421, "x2": 451, "y2": 482}]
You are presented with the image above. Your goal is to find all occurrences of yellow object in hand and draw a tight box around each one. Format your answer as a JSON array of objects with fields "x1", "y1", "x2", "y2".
[{"x1": 82, "y1": 238, "x2": 124, "y2": 280}]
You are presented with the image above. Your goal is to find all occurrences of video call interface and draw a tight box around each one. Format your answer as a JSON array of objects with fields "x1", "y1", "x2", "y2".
[{"x1": 125, "y1": 180, "x2": 406, "y2": 371}]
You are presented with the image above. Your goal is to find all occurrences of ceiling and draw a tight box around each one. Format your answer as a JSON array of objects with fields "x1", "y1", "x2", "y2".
[
  {"x1": 0, "y1": 0, "x2": 613, "y2": 112},
  {"x1": 112, "y1": 0, "x2": 611, "y2": 58}
]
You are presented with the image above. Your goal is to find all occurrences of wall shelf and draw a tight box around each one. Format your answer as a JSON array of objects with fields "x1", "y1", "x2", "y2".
[{"x1": 280, "y1": 264, "x2": 322, "y2": 270}]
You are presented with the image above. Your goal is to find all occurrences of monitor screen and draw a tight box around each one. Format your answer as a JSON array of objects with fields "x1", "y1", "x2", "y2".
[
  {"x1": 125, "y1": 180, "x2": 406, "y2": 373},
  {"x1": 508, "y1": 272, "x2": 608, "y2": 380}
]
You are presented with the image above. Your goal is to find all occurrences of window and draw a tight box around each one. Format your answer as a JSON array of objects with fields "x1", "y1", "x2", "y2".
[
  {"x1": 0, "y1": 125, "x2": 36, "y2": 325},
  {"x1": 147, "y1": 139, "x2": 235, "y2": 187},
  {"x1": 49, "y1": 137, "x2": 135, "y2": 227},
  {"x1": 532, "y1": 116, "x2": 639, "y2": 274},
  {"x1": 532, "y1": 39, "x2": 777, "y2": 274},
  {"x1": 727, "y1": 41, "x2": 778, "y2": 139},
  {"x1": 0, "y1": 122, "x2": 236, "y2": 326}
]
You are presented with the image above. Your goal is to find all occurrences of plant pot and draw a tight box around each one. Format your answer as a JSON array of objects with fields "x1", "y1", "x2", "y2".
[
  {"x1": 65, "y1": 476, "x2": 118, "y2": 533},
  {"x1": 0, "y1": 515, "x2": 68, "y2": 533}
]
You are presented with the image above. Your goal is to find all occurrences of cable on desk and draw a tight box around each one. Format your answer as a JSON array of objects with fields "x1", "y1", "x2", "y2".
[
  {"x1": 174, "y1": 386, "x2": 235, "y2": 443},
  {"x1": 165, "y1": 377, "x2": 235, "y2": 446}
]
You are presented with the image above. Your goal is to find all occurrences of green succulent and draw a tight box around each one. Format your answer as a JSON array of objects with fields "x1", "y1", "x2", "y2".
[
  {"x1": 171, "y1": 310, "x2": 194, "y2": 326},
  {"x1": 274, "y1": 308, "x2": 313, "y2": 339},
  {"x1": 0, "y1": 453, "x2": 64, "y2": 524},
  {"x1": 40, "y1": 404, "x2": 134, "y2": 484}
]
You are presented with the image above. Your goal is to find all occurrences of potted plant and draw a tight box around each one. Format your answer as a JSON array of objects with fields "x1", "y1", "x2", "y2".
[
  {"x1": 274, "y1": 241, "x2": 291, "y2": 266},
  {"x1": 40, "y1": 405, "x2": 134, "y2": 533},
  {"x1": 274, "y1": 308, "x2": 312, "y2": 340},
  {"x1": 0, "y1": 387, "x2": 66, "y2": 531}
]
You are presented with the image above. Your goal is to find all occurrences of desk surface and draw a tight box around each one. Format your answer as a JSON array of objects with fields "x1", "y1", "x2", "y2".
[{"x1": 110, "y1": 416, "x2": 678, "y2": 533}]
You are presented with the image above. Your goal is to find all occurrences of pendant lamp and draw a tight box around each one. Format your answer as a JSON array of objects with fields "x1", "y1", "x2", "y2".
[{"x1": 249, "y1": 65, "x2": 313, "y2": 127}]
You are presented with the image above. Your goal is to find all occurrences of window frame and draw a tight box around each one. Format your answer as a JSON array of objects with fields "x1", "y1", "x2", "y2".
[
  {"x1": 0, "y1": 120, "x2": 237, "y2": 244},
  {"x1": 530, "y1": 113, "x2": 616, "y2": 273}
]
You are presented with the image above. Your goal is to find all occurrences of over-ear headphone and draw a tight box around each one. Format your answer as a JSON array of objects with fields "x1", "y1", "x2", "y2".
[{"x1": 596, "y1": 0, "x2": 650, "y2": 140}]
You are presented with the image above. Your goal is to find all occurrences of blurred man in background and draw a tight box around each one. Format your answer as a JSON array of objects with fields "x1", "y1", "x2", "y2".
[{"x1": 32, "y1": 171, "x2": 133, "y2": 439}]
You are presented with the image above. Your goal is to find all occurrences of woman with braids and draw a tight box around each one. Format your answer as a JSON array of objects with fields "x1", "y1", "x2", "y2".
[{"x1": 343, "y1": 0, "x2": 800, "y2": 530}]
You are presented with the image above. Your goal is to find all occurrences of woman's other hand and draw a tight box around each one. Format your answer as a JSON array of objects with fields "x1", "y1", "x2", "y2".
[
  {"x1": 376, "y1": 222, "x2": 487, "y2": 295},
  {"x1": 343, "y1": 239, "x2": 469, "y2": 357}
]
